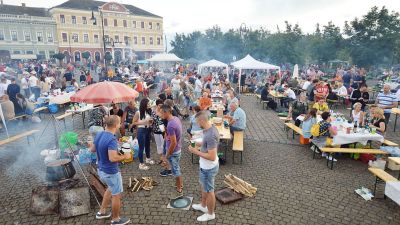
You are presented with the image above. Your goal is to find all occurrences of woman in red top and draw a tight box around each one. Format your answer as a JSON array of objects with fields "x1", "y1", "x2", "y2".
[{"x1": 198, "y1": 91, "x2": 212, "y2": 110}]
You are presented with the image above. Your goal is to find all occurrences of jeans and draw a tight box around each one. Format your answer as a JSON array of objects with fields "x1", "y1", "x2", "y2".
[
  {"x1": 384, "y1": 113, "x2": 391, "y2": 126},
  {"x1": 168, "y1": 152, "x2": 181, "y2": 177},
  {"x1": 230, "y1": 126, "x2": 244, "y2": 133},
  {"x1": 137, "y1": 128, "x2": 151, "y2": 163},
  {"x1": 199, "y1": 164, "x2": 219, "y2": 192},
  {"x1": 23, "y1": 88, "x2": 30, "y2": 98},
  {"x1": 31, "y1": 86, "x2": 41, "y2": 101},
  {"x1": 98, "y1": 170, "x2": 123, "y2": 195},
  {"x1": 281, "y1": 97, "x2": 294, "y2": 108}
]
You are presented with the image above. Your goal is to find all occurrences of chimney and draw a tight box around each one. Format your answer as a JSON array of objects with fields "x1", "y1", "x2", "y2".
[{"x1": 22, "y1": 3, "x2": 26, "y2": 7}]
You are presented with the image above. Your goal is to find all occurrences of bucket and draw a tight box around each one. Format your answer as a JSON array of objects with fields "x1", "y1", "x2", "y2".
[{"x1": 299, "y1": 135, "x2": 310, "y2": 145}]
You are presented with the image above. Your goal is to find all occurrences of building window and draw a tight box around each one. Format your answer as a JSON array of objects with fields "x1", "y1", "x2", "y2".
[
  {"x1": 104, "y1": 19, "x2": 108, "y2": 26},
  {"x1": 83, "y1": 34, "x2": 89, "y2": 43},
  {"x1": 114, "y1": 35, "x2": 119, "y2": 42},
  {"x1": 149, "y1": 37, "x2": 153, "y2": 45},
  {"x1": 94, "y1": 34, "x2": 99, "y2": 43},
  {"x1": 156, "y1": 23, "x2": 160, "y2": 30},
  {"x1": 11, "y1": 31, "x2": 18, "y2": 41},
  {"x1": 114, "y1": 19, "x2": 118, "y2": 27},
  {"x1": 72, "y1": 16, "x2": 76, "y2": 24},
  {"x1": 124, "y1": 36, "x2": 129, "y2": 45},
  {"x1": 24, "y1": 31, "x2": 31, "y2": 41},
  {"x1": 60, "y1": 15, "x2": 65, "y2": 23},
  {"x1": 141, "y1": 21, "x2": 145, "y2": 29},
  {"x1": 13, "y1": 50, "x2": 21, "y2": 54},
  {"x1": 82, "y1": 16, "x2": 87, "y2": 24},
  {"x1": 47, "y1": 32, "x2": 53, "y2": 42},
  {"x1": 132, "y1": 21, "x2": 136, "y2": 28},
  {"x1": 62, "y1": 33, "x2": 68, "y2": 42},
  {"x1": 123, "y1": 20, "x2": 127, "y2": 28},
  {"x1": 37, "y1": 32, "x2": 43, "y2": 42},
  {"x1": 72, "y1": 33, "x2": 78, "y2": 43},
  {"x1": 0, "y1": 30, "x2": 4, "y2": 40},
  {"x1": 104, "y1": 35, "x2": 109, "y2": 42},
  {"x1": 133, "y1": 36, "x2": 137, "y2": 45},
  {"x1": 149, "y1": 22, "x2": 152, "y2": 29},
  {"x1": 26, "y1": 50, "x2": 34, "y2": 54},
  {"x1": 141, "y1": 37, "x2": 145, "y2": 45},
  {"x1": 157, "y1": 37, "x2": 161, "y2": 45}
]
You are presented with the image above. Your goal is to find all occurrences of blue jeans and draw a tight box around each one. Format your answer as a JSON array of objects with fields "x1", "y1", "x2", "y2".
[
  {"x1": 199, "y1": 164, "x2": 219, "y2": 192},
  {"x1": 137, "y1": 128, "x2": 151, "y2": 163},
  {"x1": 168, "y1": 152, "x2": 181, "y2": 177},
  {"x1": 31, "y1": 87, "x2": 41, "y2": 100},
  {"x1": 98, "y1": 170, "x2": 123, "y2": 195},
  {"x1": 230, "y1": 126, "x2": 244, "y2": 133}
]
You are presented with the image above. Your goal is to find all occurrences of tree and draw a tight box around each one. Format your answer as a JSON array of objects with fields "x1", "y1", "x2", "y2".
[{"x1": 52, "y1": 52, "x2": 65, "y2": 65}]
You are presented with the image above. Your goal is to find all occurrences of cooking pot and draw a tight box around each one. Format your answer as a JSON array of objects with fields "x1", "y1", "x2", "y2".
[{"x1": 46, "y1": 159, "x2": 76, "y2": 182}]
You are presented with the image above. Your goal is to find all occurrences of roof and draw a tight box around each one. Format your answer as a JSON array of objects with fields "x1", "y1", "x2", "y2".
[
  {"x1": 52, "y1": 0, "x2": 162, "y2": 18},
  {"x1": 147, "y1": 53, "x2": 183, "y2": 62},
  {"x1": 231, "y1": 54, "x2": 280, "y2": 70},
  {"x1": 0, "y1": 4, "x2": 50, "y2": 17}
]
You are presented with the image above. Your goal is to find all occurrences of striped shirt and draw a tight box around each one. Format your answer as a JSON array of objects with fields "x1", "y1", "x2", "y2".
[{"x1": 377, "y1": 92, "x2": 397, "y2": 113}]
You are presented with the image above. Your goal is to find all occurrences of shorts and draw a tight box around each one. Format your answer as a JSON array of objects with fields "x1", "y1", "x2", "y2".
[
  {"x1": 98, "y1": 170, "x2": 123, "y2": 195},
  {"x1": 167, "y1": 152, "x2": 181, "y2": 177},
  {"x1": 199, "y1": 165, "x2": 219, "y2": 193}
]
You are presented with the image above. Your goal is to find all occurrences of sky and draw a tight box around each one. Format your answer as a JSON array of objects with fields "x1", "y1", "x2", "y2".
[{"x1": 4, "y1": 0, "x2": 400, "y2": 37}]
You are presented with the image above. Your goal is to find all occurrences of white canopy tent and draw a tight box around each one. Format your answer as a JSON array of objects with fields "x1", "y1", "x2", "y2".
[
  {"x1": 231, "y1": 54, "x2": 280, "y2": 93},
  {"x1": 147, "y1": 53, "x2": 183, "y2": 62},
  {"x1": 198, "y1": 59, "x2": 228, "y2": 75}
]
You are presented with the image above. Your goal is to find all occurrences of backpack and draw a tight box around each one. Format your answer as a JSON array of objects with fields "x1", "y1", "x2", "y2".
[{"x1": 310, "y1": 122, "x2": 328, "y2": 137}]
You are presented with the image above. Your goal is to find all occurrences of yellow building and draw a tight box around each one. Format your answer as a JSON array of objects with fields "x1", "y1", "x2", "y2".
[{"x1": 49, "y1": 0, "x2": 163, "y2": 63}]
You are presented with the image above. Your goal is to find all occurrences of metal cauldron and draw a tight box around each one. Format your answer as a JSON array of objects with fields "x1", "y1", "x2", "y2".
[{"x1": 46, "y1": 159, "x2": 76, "y2": 182}]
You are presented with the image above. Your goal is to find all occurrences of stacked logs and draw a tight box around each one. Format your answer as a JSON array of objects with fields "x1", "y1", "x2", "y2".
[
  {"x1": 224, "y1": 174, "x2": 257, "y2": 197},
  {"x1": 128, "y1": 177, "x2": 158, "y2": 192}
]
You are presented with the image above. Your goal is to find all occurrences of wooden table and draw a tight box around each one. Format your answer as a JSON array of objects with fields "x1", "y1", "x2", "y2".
[
  {"x1": 212, "y1": 119, "x2": 232, "y2": 158},
  {"x1": 388, "y1": 157, "x2": 400, "y2": 179},
  {"x1": 391, "y1": 108, "x2": 400, "y2": 132}
]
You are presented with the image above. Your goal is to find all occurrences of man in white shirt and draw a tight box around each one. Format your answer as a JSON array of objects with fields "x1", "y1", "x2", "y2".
[
  {"x1": 334, "y1": 82, "x2": 348, "y2": 96},
  {"x1": 170, "y1": 74, "x2": 181, "y2": 104},
  {"x1": 281, "y1": 85, "x2": 296, "y2": 108},
  {"x1": 194, "y1": 75, "x2": 203, "y2": 99},
  {"x1": 302, "y1": 78, "x2": 311, "y2": 90},
  {"x1": 28, "y1": 71, "x2": 40, "y2": 100},
  {"x1": 0, "y1": 77, "x2": 9, "y2": 98},
  {"x1": 20, "y1": 73, "x2": 30, "y2": 97}
]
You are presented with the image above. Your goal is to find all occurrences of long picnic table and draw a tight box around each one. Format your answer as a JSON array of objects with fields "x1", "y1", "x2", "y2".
[
  {"x1": 392, "y1": 108, "x2": 400, "y2": 132},
  {"x1": 388, "y1": 157, "x2": 400, "y2": 179}
]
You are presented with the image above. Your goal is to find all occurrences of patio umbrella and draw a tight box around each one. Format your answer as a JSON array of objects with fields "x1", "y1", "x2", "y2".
[{"x1": 70, "y1": 81, "x2": 139, "y2": 104}]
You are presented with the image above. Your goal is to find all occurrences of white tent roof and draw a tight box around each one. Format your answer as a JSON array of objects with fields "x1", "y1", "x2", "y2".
[
  {"x1": 231, "y1": 54, "x2": 280, "y2": 70},
  {"x1": 198, "y1": 59, "x2": 228, "y2": 69},
  {"x1": 147, "y1": 53, "x2": 183, "y2": 62}
]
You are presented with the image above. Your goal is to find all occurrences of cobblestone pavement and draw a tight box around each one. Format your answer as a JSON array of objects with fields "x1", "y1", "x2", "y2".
[{"x1": 0, "y1": 95, "x2": 399, "y2": 225}]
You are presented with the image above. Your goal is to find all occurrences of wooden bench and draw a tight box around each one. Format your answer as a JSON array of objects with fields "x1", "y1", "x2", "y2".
[
  {"x1": 0, "y1": 130, "x2": 39, "y2": 146},
  {"x1": 285, "y1": 123, "x2": 303, "y2": 139},
  {"x1": 368, "y1": 167, "x2": 398, "y2": 196},
  {"x1": 33, "y1": 106, "x2": 48, "y2": 118},
  {"x1": 255, "y1": 94, "x2": 261, "y2": 104},
  {"x1": 382, "y1": 139, "x2": 398, "y2": 147},
  {"x1": 55, "y1": 112, "x2": 73, "y2": 128},
  {"x1": 9, "y1": 114, "x2": 28, "y2": 121},
  {"x1": 321, "y1": 148, "x2": 388, "y2": 169},
  {"x1": 232, "y1": 131, "x2": 244, "y2": 164}
]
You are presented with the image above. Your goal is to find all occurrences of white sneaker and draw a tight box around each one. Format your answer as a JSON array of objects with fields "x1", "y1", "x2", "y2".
[
  {"x1": 145, "y1": 158, "x2": 155, "y2": 165},
  {"x1": 326, "y1": 156, "x2": 338, "y2": 162},
  {"x1": 139, "y1": 163, "x2": 149, "y2": 170},
  {"x1": 197, "y1": 213, "x2": 215, "y2": 222},
  {"x1": 321, "y1": 152, "x2": 327, "y2": 157},
  {"x1": 192, "y1": 204, "x2": 208, "y2": 213}
]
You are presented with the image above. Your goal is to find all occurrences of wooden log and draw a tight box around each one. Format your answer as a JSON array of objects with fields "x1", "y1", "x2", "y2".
[{"x1": 89, "y1": 174, "x2": 106, "y2": 197}]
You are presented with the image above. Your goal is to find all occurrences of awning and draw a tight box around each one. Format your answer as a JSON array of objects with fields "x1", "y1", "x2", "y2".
[{"x1": 10, "y1": 54, "x2": 37, "y2": 60}]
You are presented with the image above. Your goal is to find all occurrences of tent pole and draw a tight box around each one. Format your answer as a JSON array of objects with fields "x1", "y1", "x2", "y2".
[{"x1": 238, "y1": 69, "x2": 242, "y2": 94}]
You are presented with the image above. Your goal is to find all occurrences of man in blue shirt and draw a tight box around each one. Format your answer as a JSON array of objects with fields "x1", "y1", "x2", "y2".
[
  {"x1": 342, "y1": 70, "x2": 352, "y2": 89},
  {"x1": 91, "y1": 115, "x2": 131, "y2": 225},
  {"x1": 376, "y1": 84, "x2": 398, "y2": 124},
  {"x1": 224, "y1": 101, "x2": 246, "y2": 133}
]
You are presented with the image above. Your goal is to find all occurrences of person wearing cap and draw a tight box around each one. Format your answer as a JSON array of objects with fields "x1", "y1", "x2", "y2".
[
  {"x1": 29, "y1": 71, "x2": 40, "y2": 100},
  {"x1": 20, "y1": 72, "x2": 30, "y2": 97},
  {"x1": 7, "y1": 78, "x2": 22, "y2": 115}
]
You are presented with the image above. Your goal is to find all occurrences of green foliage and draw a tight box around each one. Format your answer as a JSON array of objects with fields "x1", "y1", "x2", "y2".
[
  {"x1": 52, "y1": 52, "x2": 65, "y2": 61},
  {"x1": 170, "y1": 6, "x2": 400, "y2": 67}
]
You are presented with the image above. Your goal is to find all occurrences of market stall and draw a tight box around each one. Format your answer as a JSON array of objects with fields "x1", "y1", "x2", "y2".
[{"x1": 231, "y1": 54, "x2": 280, "y2": 93}]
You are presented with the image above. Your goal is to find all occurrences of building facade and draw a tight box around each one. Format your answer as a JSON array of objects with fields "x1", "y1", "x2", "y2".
[
  {"x1": 0, "y1": 3, "x2": 58, "y2": 62},
  {"x1": 50, "y1": 0, "x2": 164, "y2": 63}
]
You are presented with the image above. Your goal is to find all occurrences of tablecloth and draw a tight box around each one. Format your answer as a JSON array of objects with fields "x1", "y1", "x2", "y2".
[
  {"x1": 47, "y1": 92, "x2": 75, "y2": 105},
  {"x1": 332, "y1": 131, "x2": 384, "y2": 146},
  {"x1": 385, "y1": 181, "x2": 400, "y2": 205}
]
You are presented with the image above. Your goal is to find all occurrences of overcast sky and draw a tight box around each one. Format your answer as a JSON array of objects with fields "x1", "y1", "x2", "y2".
[{"x1": 4, "y1": 0, "x2": 400, "y2": 35}]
